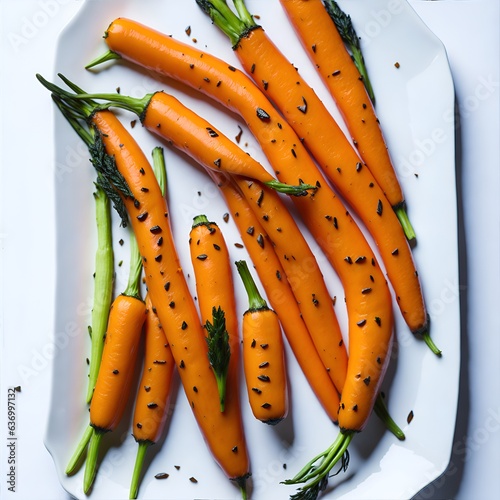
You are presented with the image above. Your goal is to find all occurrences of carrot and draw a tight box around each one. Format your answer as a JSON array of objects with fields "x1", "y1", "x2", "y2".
[
  {"x1": 279, "y1": 0, "x2": 414, "y2": 238},
  {"x1": 321, "y1": 0, "x2": 376, "y2": 103},
  {"x1": 208, "y1": 170, "x2": 341, "y2": 422},
  {"x1": 130, "y1": 295, "x2": 175, "y2": 499},
  {"x1": 129, "y1": 147, "x2": 176, "y2": 500},
  {"x1": 85, "y1": 226, "x2": 146, "y2": 492},
  {"x1": 189, "y1": 214, "x2": 237, "y2": 412},
  {"x1": 37, "y1": 75, "x2": 251, "y2": 492},
  {"x1": 88, "y1": 17, "x2": 440, "y2": 353},
  {"x1": 235, "y1": 260, "x2": 288, "y2": 425},
  {"x1": 196, "y1": 1, "x2": 440, "y2": 355}
]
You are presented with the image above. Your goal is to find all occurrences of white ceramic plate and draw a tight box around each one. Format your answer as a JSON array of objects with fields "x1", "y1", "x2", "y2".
[{"x1": 44, "y1": 1, "x2": 460, "y2": 499}]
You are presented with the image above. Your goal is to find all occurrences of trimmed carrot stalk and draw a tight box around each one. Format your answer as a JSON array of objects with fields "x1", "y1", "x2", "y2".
[
  {"x1": 280, "y1": 0, "x2": 414, "y2": 239},
  {"x1": 86, "y1": 186, "x2": 114, "y2": 403},
  {"x1": 235, "y1": 260, "x2": 288, "y2": 424},
  {"x1": 209, "y1": 170, "x2": 341, "y2": 422},
  {"x1": 189, "y1": 214, "x2": 237, "y2": 413}
]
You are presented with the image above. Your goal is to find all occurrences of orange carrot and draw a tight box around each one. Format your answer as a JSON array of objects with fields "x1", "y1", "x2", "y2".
[
  {"x1": 235, "y1": 260, "x2": 288, "y2": 425},
  {"x1": 37, "y1": 75, "x2": 250, "y2": 491},
  {"x1": 189, "y1": 214, "x2": 238, "y2": 412},
  {"x1": 279, "y1": 0, "x2": 413, "y2": 237},
  {"x1": 129, "y1": 147, "x2": 176, "y2": 500},
  {"x1": 88, "y1": 18, "x2": 439, "y2": 352},
  {"x1": 130, "y1": 295, "x2": 175, "y2": 499}
]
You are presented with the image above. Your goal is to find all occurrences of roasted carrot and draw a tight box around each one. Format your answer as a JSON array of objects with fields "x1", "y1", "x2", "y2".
[
  {"x1": 88, "y1": 17, "x2": 439, "y2": 352},
  {"x1": 130, "y1": 147, "x2": 176, "y2": 500},
  {"x1": 37, "y1": 75, "x2": 251, "y2": 492},
  {"x1": 85, "y1": 227, "x2": 147, "y2": 492},
  {"x1": 322, "y1": 0, "x2": 376, "y2": 103},
  {"x1": 279, "y1": 0, "x2": 414, "y2": 238},
  {"x1": 208, "y1": 170, "x2": 341, "y2": 422},
  {"x1": 196, "y1": 1, "x2": 439, "y2": 354},
  {"x1": 130, "y1": 295, "x2": 175, "y2": 499},
  {"x1": 235, "y1": 260, "x2": 288, "y2": 425},
  {"x1": 189, "y1": 214, "x2": 237, "y2": 412}
]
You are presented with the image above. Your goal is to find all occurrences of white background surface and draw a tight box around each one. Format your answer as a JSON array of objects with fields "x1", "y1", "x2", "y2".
[{"x1": 0, "y1": 1, "x2": 498, "y2": 499}]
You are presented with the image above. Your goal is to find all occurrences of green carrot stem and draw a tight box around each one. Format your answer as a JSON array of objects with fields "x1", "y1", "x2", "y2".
[
  {"x1": 86, "y1": 187, "x2": 114, "y2": 403},
  {"x1": 374, "y1": 393, "x2": 405, "y2": 441},
  {"x1": 282, "y1": 431, "x2": 353, "y2": 499},
  {"x1": 421, "y1": 330, "x2": 442, "y2": 357},
  {"x1": 122, "y1": 232, "x2": 143, "y2": 300},
  {"x1": 86, "y1": 49, "x2": 122, "y2": 69},
  {"x1": 83, "y1": 427, "x2": 105, "y2": 493},
  {"x1": 394, "y1": 204, "x2": 416, "y2": 243},
  {"x1": 129, "y1": 441, "x2": 151, "y2": 499},
  {"x1": 65, "y1": 424, "x2": 93, "y2": 475},
  {"x1": 235, "y1": 260, "x2": 267, "y2": 311},
  {"x1": 151, "y1": 147, "x2": 168, "y2": 196},
  {"x1": 264, "y1": 179, "x2": 317, "y2": 197}
]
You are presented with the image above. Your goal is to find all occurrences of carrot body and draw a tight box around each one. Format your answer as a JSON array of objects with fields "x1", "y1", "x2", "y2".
[
  {"x1": 210, "y1": 171, "x2": 341, "y2": 422},
  {"x1": 90, "y1": 110, "x2": 249, "y2": 481},
  {"x1": 90, "y1": 293, "x2": 146, "y2": 431},
  {"x1": 279, "y1": 0, "x2": 404, "y2": 209},
  {"x1": 233, "y1": 25, "x2": 426, "y2": 335},
  {"x1": 236, "y1": 260, "x2": 288, "y2": 424},
  {"x1": 233, "y1": 177, "x2": 347, "y2": 393},
  {"x1": 189, "y1": 215, "x2": 239, "y2": 412},
  {"x1": 132, "y1": 294, "x2": 175, "y2": 444}
]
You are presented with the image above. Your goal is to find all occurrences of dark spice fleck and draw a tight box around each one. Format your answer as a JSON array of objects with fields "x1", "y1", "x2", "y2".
[
  {"x1": 297, "y1": 96, "x2": 307, "y2": 113},
  {"x1": 332, "y1": 70, "x2": 341, "y2": 76},
  {"x1": 147, "y1": 402, "x2": 158, "y2": 409},
  {"x1": 357, "y1": 319, "x2": 367, "y2": 327},
  {"x1": 407, "y1": 410, "x2": 414, "y2": 424},
  {"x1": 247, "y1": 226, "x2": 255, "y2": 235},
  {"x1": 179, "y1": 360, "x2": 185, "y2": 369},
  {"x1": 257, "y1": 189, "x2": 264, "y2": 206},
  {"x1": 193, "y1": 386, "x2": 198, "y2": 393},
  {"x1": 164, "y1": 282, "x2": 170, "y2": 292},
  {"x1": 355, "y1": 256, "x2": 366, "y2": 263},
  {"x1": 256, "y1": 107, "x2": 271, "y2": 121},
  {"x1": 312, "y1": 44, "x2": 316, "y2": 53},
  {"x1": 213, "y1": 158, "x2": 221, "y2": 168},
  {"x1": 155, "y1": 255, "x2": 162, "y2": 262},
  {"x1": 112, "y1": 369, "x2": 119, "y2": 375},
  {"x1": 260, "y1": 343, "x2": 269, "y2": 349},
  {"x1": 189, "y1": 477, "x2": 198, "y2": 483},
  {"x1": 363, "y1": 376, "x2": 371, "y2": 386},
  {"x1": 356, "y1": 162, "x2": 363, "y2": 172},
  {"x1": 333, "y1": 217, "x2": 338, "y2": 229},
  {"x1": 376, "y1": 356, "x2": 382, "y2": 364},
  {"x1": 144, "y1": 385, "x2": 151, "y2": 392},
  {"x1": 352, "y1": 404, "x2": 358, "y2": 412},
  {"x1": 344, "y1": 256, "x2": 353, "y2": 264},
  {"x1": 141, "y1": 187, "x2": 149, "y2": 192},
  {"x1": 181, "y1": 321, "x2": 188, "y2": 330},
  {"x1": 258, "y1": 375, "x2": 270, "y2": 382},
  {"x1": 257, "y1": 234, "x2": 264, "y2": 248},
  {"x1": 361, "y1": 287, "x2": 372, "y2": 294},
  {"x1": 252, "y1": 387, "x2": 262, "y2": 394},
  {"x1": 137, "y1": 212, "x2": 148, "y2": 221},
  {"x1": 223, "y1": 212, "x2": 229, "y2": 222},
  {"x1": 259, "y1": 361, "x2": 269, "y2": 368},
  {"x1": 139, "y1": 168, "x2": 145, "y2": 175},
  {"x1": 376, "y1": 199, "x2": 383, "y2": 215},
  {"x1": 261, "y1": 403, "x2": 271, "y2": 409},
  {"x1": 392, "y1": 248, "x2": 399, "y2": 255},
  {"x1": 155, "y1": 472, "x2": 169, "y2": 479},
  {"x1": 153, "y1": 360, "x2": 166, "y2": 364},
  {"x1": 251, "y1": 339, "x2": 256, "y2": 348},
  {"x1": 206, "y1": 127, "x2": 218, "y2": 137},
  {"x1": 291, "y1": 148, "x2": 297, "y2": 158},
  {"x1": 213, "y1": 243, "x2": 221, "y2": 251},
  {"x1": 169, "y1": 301, "x2": 175, "y2": 308},
  {"x1": 276, "y1": 270, "x2": 281, "y2": 280},
  {"x1": 375, "y1": 316, "x2": 381, "y2": 326},
  {"x1": 150, "y1": 225, "x2": 162, "y2": 234},
  {"x1": 262, "y1": 80, "x2": 268, "y2": 90},
  {"x1": 197, "y1": 254, "x2": 208, "y2": 260},
  {"x1": 157, "y1": 236, "x2": 164, "y2": 246},
  {"x1": 232, "y1": 446, "x2": 238, "y2": 452}
]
